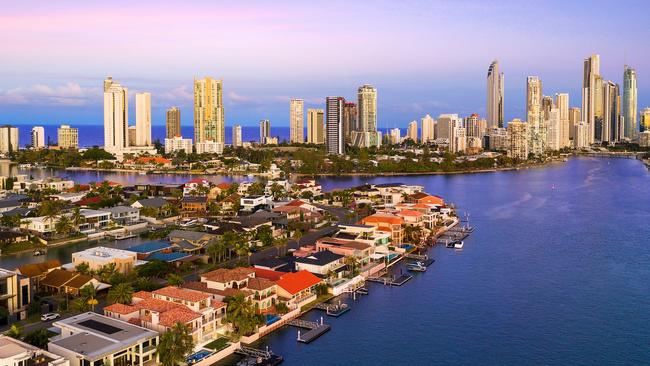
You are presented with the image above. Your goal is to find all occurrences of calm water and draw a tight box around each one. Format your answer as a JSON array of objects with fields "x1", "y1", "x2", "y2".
[{"x1": 2, "y1": 157, "x2": 649, "y2": 365}]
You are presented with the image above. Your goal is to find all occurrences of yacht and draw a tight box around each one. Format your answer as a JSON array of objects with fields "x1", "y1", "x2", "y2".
[
  {"x1": 407, "y1": 261, "x2": 427, "y2": 272},
  {"x1": 454, "y1": 241, "x2": 464, "y2": 249}
]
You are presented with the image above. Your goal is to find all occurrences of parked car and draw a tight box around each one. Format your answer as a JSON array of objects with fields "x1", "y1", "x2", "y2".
[{"x1": 41, "y1": 313, "x2": 61, "y2": 321}]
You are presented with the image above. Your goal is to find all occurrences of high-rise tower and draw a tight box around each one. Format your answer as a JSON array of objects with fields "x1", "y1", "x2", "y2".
[
  {"x1": 623, "y1": 65, "x2": 637, "y2": 139},
  {"x1": 487, "y1": 60, "x2": 504, "y2": 128},
  {"x1": 290, "y1": 99, "x2": 304, "y2": 143},
  {"x1": 582, "y1": 54, "x2": 600, "y2": 144},
  {"x1": 103, "y1": 76, "x2": 129, "y2": 153},
  {"x1": 194, "y1": 77, "x2": 224, "y2": 144},
  {"x1": 326, "y1": 97, "x2": 345, "y2": 155}
]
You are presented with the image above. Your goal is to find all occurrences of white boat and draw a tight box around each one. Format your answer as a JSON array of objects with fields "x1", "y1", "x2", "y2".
[
  {"x1": 454, "y1": 241, "x2": 464, "y2": 249},
  {"x1": 407, "y1": 261, "x2": 427, "y2": 272}
]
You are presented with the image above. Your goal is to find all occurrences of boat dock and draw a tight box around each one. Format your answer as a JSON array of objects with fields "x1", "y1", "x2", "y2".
[
  {"x1": 235, "y1": 346, "x2": 283, "y2": 366},
  {"x1": 288, "y1": 318, "x2": 331, "y2": 343},
  {"x1": 404, "y1": 253, "x2": 428, "y2": 261},
  {"x1": 313, "y1": 302, "x2": 350, "y2": 317},
  {"x1": 367, "y1": 274, "x2": 413, "y2": 286}
]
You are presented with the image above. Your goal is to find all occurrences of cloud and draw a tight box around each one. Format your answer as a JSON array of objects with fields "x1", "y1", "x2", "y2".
[
  {"x1": 157, "y1": 85, "x2": 193, "y2": 104},
  {"x1": 228, "y1": 91, "x2": 252, "y2": 103},
  {"x1": 0, "y1": 82, "x2": 101, "y2": 106}
]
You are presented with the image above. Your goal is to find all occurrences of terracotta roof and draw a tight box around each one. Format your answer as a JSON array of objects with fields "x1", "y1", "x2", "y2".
[
  {"x1": 284, "y1": 199, "x2": 306, "y2": 207},
  {"x1": 275, "y1": 270, "x2": 322, "y2": 295},
  {"x1": 398, "y1": 210, "x2": 424, "y2": 217},
  {"x1": 104, "y1": 303, "x2": 138, "y2": 315},
  {"x1": 127, "y1": 317, "x2": 141, "y2": 326},
  {"x1": 158, "y1": 307, "x2": 202, "y2": 327},
  {"x1": 65, "y1": 274, "x2": 94, "y2": 290},
  {"x1": 135, "y1": 298, "x2": 183, "y2": 313},
  {"x1": 136, "y1": 156, "x2": 171, "y2": 165},
  {"x1": 246, "y1": 277, "x2": 276, "y2": 291},
  {"x1": 185, "y1": 178, "x2": 210, "y2": 185},
  {"x1": 16, "y1": 259, "x2": 61, "y2": 277},
  {"x1": 216, "y1": 182, "x2": 232, "y2": 190},
  {"x1": 40, "y1": 269, "x2": 77, "y2": 288},
  {"x1": 412, "y1": 203, "x2": 432, "y2": 209},
  {"x1": 211, "y1": 299, "x2": 227, "y2": 309},
  {"x1": 361, "y1": 213, "x2": 404, "y2": 226},
  {"x1": 133, "y1": 291, "x2": 152, "y2": 299},
  {"x1": 153, "y1": 286, "x2": 211, "y2": 303},
  {"x1": 202, "y1": 267, "x2": 255, "y2": 283},
  {"x1": 182, "y1": 281, "x2": 253, "y2": 298},
  {"x1": 252, "y1": 268, "x2": 285, "y2": 282}
]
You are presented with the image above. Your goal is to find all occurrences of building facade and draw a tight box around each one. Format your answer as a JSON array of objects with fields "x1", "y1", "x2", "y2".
[
  {"x1": 487, "y1": 60, "x2": 504, "y2": 128},
  {"x1": 307, "y1": 108, "x2": 324, "y2": 144},
  {"x1": 164, "y1": 136, "x2": 193, "y2": 154},
  {"x1": 194, "y1": 77, "x2": 224, "y2": 144},
  {"x1": 57, "y1": 125, "x2": 78, "y2": 149},
  {"x1": 103, "y1": 76, "x2": 129, "y2": 154},
  {"x1": 507, "y1": 119, "x2": 528, "y2": 160},
  {"x1": 582, "y1": 54, "x2": 600, "y2": 144},
  {"x1": 421, "y1": 114, "x2": 435, "y2": 143},
  {"x1": 526, "y1": 76, "x2": 545, "y2": 155},
  {"x1": 289, "y1": 99, "x2": 304, "y2": 143},
  {"x1": 623, "y1": 65, "x2": 637, "y2": 140},
  {"x1": 166, "y1": 107, "x2": 181, "y2": 139},
  {"x1": 135, "y1": 92, "x2": 152, "y2": 146},
  {"x1": 31, "y1": 126, "x2": 45, "y2": 149},
  {"x1": 326, "y1": 97, "x2": 345, "y2": 155},
  {"x1": 407, "y1": 120, "x2": 418, "y2": 142}
]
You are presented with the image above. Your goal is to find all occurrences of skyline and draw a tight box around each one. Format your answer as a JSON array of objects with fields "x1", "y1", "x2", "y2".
[{"x1": 1, "y1": 1, "x2": 649, "y2": 127}]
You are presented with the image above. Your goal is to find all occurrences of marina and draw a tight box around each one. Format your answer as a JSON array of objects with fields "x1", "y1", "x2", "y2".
[
  {"x1": 235, "y1": 346, "x2": 283, "y2": 366},
  {"x1": 313, "y1": 302, "x2": 351, "y2": 317},
  {"x1": 288, "y1": 318, "x2": 331, "y2": 344}
]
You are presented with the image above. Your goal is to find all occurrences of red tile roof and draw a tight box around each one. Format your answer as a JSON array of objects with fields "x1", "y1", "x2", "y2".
[
  {"x1": 246, "y1": 277, "x2": 276, "y2": 291},
  {"x1": 275, "y1": 270, "x2": 322, "y2": 295},
  {"x1": 216, "y1": 182, "x2": 232, "y2": 190},
  {"x1": 133, "y1": 291, "x2": 152, "y2": 299},
  {"x1": 153, "y1": 286, "x2": 211, "y2": 303},
  {"x1": 398, "y1": 210, "x2": 423, "y2": 217},
  {"x1": 158, "y1": 307, "x2": 202, "y2": 327},
  {"x1": 361, "y1": 213, "x2": 404, "y2": 226},
  {"x1": 135, "y1": 298, "x2": 183, "y2": 313},
  {"x1": 202, "y1": 267, "x2": 255, "y2": 283},
  {"x1": 253, "y1": 268, "x2": 285, "y2": 282},
  {"x1": 104, "y1": 303, "x2": 138, "y2": 315},
  {"x1": 285, "y1": 199, "x2": 306, "y2": 207}
]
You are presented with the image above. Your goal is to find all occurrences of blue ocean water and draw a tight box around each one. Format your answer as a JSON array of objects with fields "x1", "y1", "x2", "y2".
[{"x1": 15, "y1": 124, "x2": 291, "y2": 148}]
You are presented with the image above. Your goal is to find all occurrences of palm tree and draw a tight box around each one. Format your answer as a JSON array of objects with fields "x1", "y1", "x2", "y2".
[
  {"x1": 156, "y1": 323, "x2": 194, "y2": 366},
  {"x1": 71, "y1": 207, "x2": 85, "y2": 232},
  {"x1": 55, "y1": 215, "x2": 74, "y2": 237},
  {"x1": 207, "y1": 241, "x2": 226, "y2": 264},
  {"x1": 224, "y1": 293, "x2": 260, "y2": 338},
  {"x1": 7, "y1": 324, "x2": 22, "y2": 339},
  {"x1": 345, "y1": 256, "x2": 361, "y2": 277},
  {"x1": 80, "y1": 284, "x2": 98, "y2": 311},
  {"x1": 107, "y1": 283, "x2": 133, "y2": 305},
  {"x1": 166, "y1": 273, "x2": 184, "y2": 287},
  {"x1": 234, "y1": 241, "x2": 250, "y2": 264}
]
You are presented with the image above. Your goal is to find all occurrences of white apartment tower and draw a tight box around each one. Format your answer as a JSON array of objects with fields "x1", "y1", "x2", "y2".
[
  {"x1": 31, "y1": 126, "x2": 45, "y2": 149},
  {"x1": 326, "y1": 97, "x2": 345, "y2": 155},
  {"x1": 487, "y1": 60, "x2": 505, "y2": 128},
  {"x1": 526, "y1": 76, "x2": 545, "y2": 155},
  {"x1": 135, "y1": 92, "x2": 152, "y2": 146},
  {"x1": 290, "y1": 99, "x2": 304, "y2": 143},
  {"x1": 421, "y1": 114, "x2": 435, "y2": 143},
  {"x1": 407, "y1": 120, "x2": 418, "y2": 142},
  {"x1": 555, "y1": 93, "x2": 570, "y2": 148},
  {"x1": 232, "y1": 124, "x2": 242, "y2": 147},
  {"x1": 103, "y1": 76, "x2": 129, "y2": 154},
  {"x1": 582, "y1": 54, "x2": 600, "y2": 144}
]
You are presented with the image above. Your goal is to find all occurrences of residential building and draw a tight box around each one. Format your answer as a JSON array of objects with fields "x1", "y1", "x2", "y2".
[
  {"x1": 465, "y1": 114, "x2": 487, "y2": 138},
  {"x1": 527, "y1": 76, "x2": 545, "y2": 155},
  {"x1": 57, "y1": 125, "x2": 78, "y2": 149},
  {"x1": 103, "y1": 76, "x2": 129, "y2": 154},
  {"x1": 39, "y1": 269, "x2": 98, "y2": 295},
  {"x1": 389, "y1": 128, "x2": 401, "y2": 144},
  {"x1": 546, "y1": 108, "x2": 561, "y2": 151},
  {"x1": 166, "y1": 107, "x2": 181, "y2": 139},
  {"x1": 507, "y1": 119, "x2": 528, "y2": 160},
  {"x1": 259, "y1": 119, "x2": 270, "y2": 144},
  {"x1": 639, "y1": 131, "x2": 650, "y2": 147},
  {"x1": 128, "y1": 125, "x2": 137, "y2": 146},
  {"x1": 326, "y1": 97, "x2": 345, "y2": 155},
  {"x1": 77, "y1": 209, "x2": 112, "y2": 232},
  {"x1": 294, "y1": 250, "x2": 345, "y2": 277},
  {"x1": 0, "y1": 268, "x2": 31, "y2": 321},
  {"x1": 194, "y1": 77, "x2": 224, "y2": 144},
  {"x1": 555, "y1": 93, "x2": 570, "y2": 148},
  {"x1": 135, "y1": 92, "x2": 152, "y2": 146},
  {"x1": 0, "y1": 335, "x2": 69, "y2": 366},
  {"x1": 569, "y1": 107, "x2": 581, "y2": 141},
  {"x1": 342, "y1": 102, "x2": 357, "y2": 143},
  {"x1": 289, "y1": 99, "x2": 304, "y2": 143},
  {"x1": 640, "y1": 108, "x2": 650, "y2": 132},
  {"x1": 164, "y1": 135, "x2": 193, "y2": 154},
  {"x1": 273, "y1": 270, "x2": 322, "y2": 308},
  {"x1": 357, "y1": 84, "x2": 378, "y2": 141},
  {"x1": 436, "y1": 114, "x2": 461, "y2": 141},
  {"x1": 72, "y1": 247, "x2": 138, "y2": 274},
  {"x1": 0, "y1": 126, "x2": 19, "y2": 154},
  {"x1": 195, "y1": 141, "x2": 223, "y2": 155},
  {"x1": 421, "y1": 114, "x2": 435, "y2": 143},
  {"x1": 582, "y1": 54, "x2": 600, "y2": 144},
  {"x1": 623, "y1": 65, "x2": 637, "y2": 140},
  {"x1": 361, "y1": 213, "x2": 405, "y2": 244},
  {"x1": 103, "y1": 206, "x2": 140, "y2": 225},
  {"x1": 48, "y1": 312, "x2": 159, "y2": 366},
  {"x1": 574, "y1": 122, "x2": 590, "y2": 148},
  {"x1": 232, "y1": 124, "x2": 242, "y2": 147},
  {"x1": 31, "y1": 126, "x2": 45, "y2": 149},
  {"x1": 487, "y1": 60, "x2": 505, "y2": 128},
  {"x1": 407, "y1": 120, "x2": 418, "y2": 142},
  {"x1": 307, "y1": 108, "x2": 325, "y2": 144},
  {"x1": 181, "y1": 196, "x2": 208, "y2": 217},
  {"x1": 602, "y1": 81, "x2": 620, "y2": 143}
]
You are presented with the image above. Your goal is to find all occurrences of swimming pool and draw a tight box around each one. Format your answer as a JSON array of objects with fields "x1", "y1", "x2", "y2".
[
  {"x1": 265, "y1": 314, "x2": 281, "y2": 325},
  {"x1": 186, "y1": 350, "x2": 212, "y2": 364}
]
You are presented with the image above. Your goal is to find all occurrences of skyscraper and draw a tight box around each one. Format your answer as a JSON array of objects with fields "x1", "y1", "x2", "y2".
[
  {"x1": 421, "y1": 114, "x2": 435, "y2": 143},
  {"x1": 135, "y1": 92, "x2": 151, "y2": 146},
  {"x1": 623, "y1": 65, "x2": 637, "y2": 139},
  {"x1": 547, "y1": 108, "x2": 560, "y2": 151},
  {"x1": 555, "y1": 93, "x2": 570, "y2": 148},
  {"x1": 582, "y1": 54, "x2": 600, "y2": 144},
  {"x1": 194, "y1": 77, "x2": 224, "y2": 144},
  {"x1": 0, "y1": 126, "x2": 19, "y2": 154},
  {"x1": 407, "y1": 120, "x2": 418, "y2": 142},
  {"x1": 57, "y1": 125, "x2": 78, "y2": 149},
  {"x1": 103, "y1": 76, "x2": 128, "y2": 153},
  {"x1": 487, "y1": 60, "x2": 504, "y2": 128},
  {"x1": 166, "y1": 107, "x2": 181, "y2": 139},
  {"x1": 602, "y1": 81, "x2": 620, "y2": 143},
  {"x1": 343, "y1": 102, "x2": 357, "y2": 143},
  {"x1": 307, "y1": 108, "x2": 325, "y2": 144},
  {"x1": 640, "y1": 108, "x2": 650, "y2": 132},
  {"x1": 326, "y1": 97, "x2": 345, "y2": 155},
  {"x1": 357, "y1": 85, "x2": 377, "y2": 132},
  {"x1": 569, "y1": 107, "x2": 581, "y2": 141},
  {"x1": 526, "y1": 76, "x2": 545, "y2": 155},
  {"x1": 289, "y1": 99, "x2": 304, "y2": 143},
  {"x1": 464, "y1": 114, "x2": 487, "y2": 138},
  {"x1": 259, "y1": 119, "x2": 270, "y2": 144},
  {"x1": 232, "y1": 124, "x2": 242, "y2": 147},
  {"x1": 128, "y1": 126, "x2": 137, "y2": 146},
  {"x1": 31, "y1": 126, "x2": 45, "y2": 149},
  {"x1": 507, "y1": 119, "x2": 528, "y2": 160}
]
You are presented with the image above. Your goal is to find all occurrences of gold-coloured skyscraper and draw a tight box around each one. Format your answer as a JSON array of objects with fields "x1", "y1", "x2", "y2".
[{"x1": 194, "y1": 77, "x2": 224, "y2": 144}]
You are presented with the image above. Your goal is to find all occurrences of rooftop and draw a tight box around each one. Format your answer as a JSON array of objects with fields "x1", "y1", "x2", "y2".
[
  {"x1": 126, "y1": 241, "x2": 172, "y2": 254},
  {"x1": 275, "y1": 270, "x2": 322, "y2": 295},
  {"x1": 294, "y1": 250, "x2": 344, "y2": 266},
  {"x1": 153, "y1": 286, "x2": 211, "y2": 303},
  {"x1": 202, "y1": 267, "x2": 255, "y2": 283},
  {"x1": 73, "y1": 247, "x2": 136, "y2": 261}
]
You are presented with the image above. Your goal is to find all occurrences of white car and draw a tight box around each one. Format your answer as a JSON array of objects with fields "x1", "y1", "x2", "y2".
[{"x1": 41, "y1": 313, "x2": 60, "y2": 321}]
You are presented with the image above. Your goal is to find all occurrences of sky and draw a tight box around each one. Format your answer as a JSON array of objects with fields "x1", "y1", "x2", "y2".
[{"x1": 1, "y1": 0, "x2": 649, "y2": 129}]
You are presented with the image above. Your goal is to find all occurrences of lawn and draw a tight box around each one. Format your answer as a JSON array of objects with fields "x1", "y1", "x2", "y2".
[
  {"x1": 204, "y1": 337, "x2": 229, "y2": 351},
  {"x1": 0, "y1": 241, "x2": 40, "y2": 255}
]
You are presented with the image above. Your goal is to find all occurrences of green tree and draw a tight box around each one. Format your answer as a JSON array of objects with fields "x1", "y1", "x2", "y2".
[
  {"x1": 23, "y1": 329, "x2": 51, "y2": 348},
  {"x1": 80, "y1": 284, "x2": 98, "y2": 311},
  {"x1": 107, "y1": 283, "x2": 134, "y2": 305},
  {"x1": 224, "y1": 293, "x2": 262, "y2": 338},
  {"x1": 345, "y1": 256, "x2": 360, "y2": 277},
  {"x1": 156, "y1": 323, "x2": 194, "y2": 366},
  {"x1": 75, "y1": 262, "x2": 90, "y2": 275},
  {"x1": 207, "y1": 240, "x2": 226, "y2": 264},
  {"x1": 6, "y1": 324, "x2": 22, "y2": 339},
  {"x1": 166, "y1": 273, "x2": 184, "y2": 287},
  {"x1": 54, "y1": 215, "x2": 74, "y2": 237},
  {"x1": 255, "y1": 225, "x2": 273, "y2": 247}
]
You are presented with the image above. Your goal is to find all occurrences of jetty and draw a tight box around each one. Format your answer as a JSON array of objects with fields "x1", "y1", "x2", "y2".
[
  {"x1": 313, "y1": 301, "x2": 350, "y2": 317},
  {"x1": 367, "y1": 274, "x2": 413, "y2": 286},
  {"x1": 288, "y1": 318, "x2": 331, "y2": 343},
  {"x1": 404, "y1": 253, "x2": 428, "y2": 261},
  {"x1": 235, "y1": 346, "x2": 283, "y2": 366}
]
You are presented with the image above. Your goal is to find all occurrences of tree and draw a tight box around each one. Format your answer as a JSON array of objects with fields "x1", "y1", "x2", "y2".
[
  {"x1": 7, "y1": 324, "x2": 22, "y2": 339},
  {"x1": 345, "y1": 256, "x2": 360, "y2": 277},
  {"x1": 97, "y1": 263, "x2": 117, "y2": 283},
  {"x1": 55, "y1": 215, "x2": 74, "y2": 237},
  {"x1": 137, "y1": 260, "x2": 170, "y2": 278},
  {"x1": 269, "y1": 183, "x2": 285, "y2": 200},
  {"x1": 156, "y1": 323, "x2": 194, "y2": 366},
  {"x1": 107, "y1": 283, "x2": 134, "y2": 305},
  {"x1": 23, "y1": 329, "x2": 50, "y2": 348},
  {"x1": 274, "y1": 301, "x2": 289, "y2": 314},
  {"x1": 166, "y1": 273, "x2": 184, "y2": 287},
  {"x1": 80, "y1": 284, "x2": 98, "y2": 311},
  {"x1": 75, "y1": 262, "x2": 90, "y2": 276},
  {"x1": 207, "y1": 240, "x2": 226, "y2": 264},
  {"x1": 224, "y1": 293, "x2": 262, "y2": 338},
  {"x1": 71, "y1": 207, "x2": 85, "y2": 232},
  {"x1": 255, "y1": 225, "x2": 273, "y2": 247}
]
